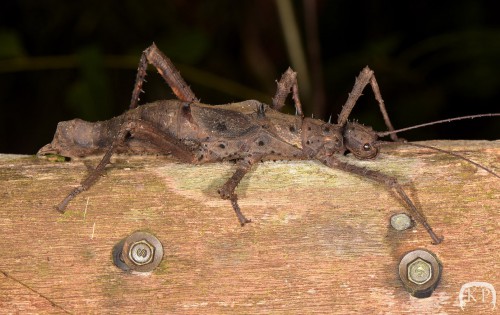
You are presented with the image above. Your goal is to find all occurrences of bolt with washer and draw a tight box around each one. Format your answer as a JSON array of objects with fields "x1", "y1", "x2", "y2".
[
  {"x1": 112, "y1": 231, "x2": 163, "y2": 273},
  {"x1": 129, "y1": 240, "x2": 155, "y2": 265},
  {"x1": 399, "y1": 249, "x2": 442, "y2": 298}
]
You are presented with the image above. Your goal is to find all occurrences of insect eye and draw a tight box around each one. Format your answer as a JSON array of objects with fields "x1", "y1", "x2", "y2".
[{"x1": 363, "y1": 143, "x2": 371, "y2": 151}]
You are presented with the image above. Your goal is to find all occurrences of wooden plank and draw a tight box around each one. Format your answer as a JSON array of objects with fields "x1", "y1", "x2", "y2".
[{"x1": 0, "y1": 140, "x2": 498, "y2": 314}]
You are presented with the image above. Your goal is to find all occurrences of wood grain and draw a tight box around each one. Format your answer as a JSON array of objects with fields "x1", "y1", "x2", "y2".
[{"x1": 0, "y1": 140, "x2": 498, "y2": 314}]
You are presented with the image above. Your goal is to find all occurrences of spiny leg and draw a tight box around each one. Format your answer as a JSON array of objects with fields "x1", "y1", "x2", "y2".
[
  {"x1": 337, "y1": 67, "x2": 399, "y2": 141},
  {"x1": 323, "y1": 156, "x2": 443, "y2": 245},
  {"x1": 56, "y1": 119, "x2": 197, "y2": 212},
  {"x1": 368, "y1": 72, "x2": 398, "y2": 141},
  {"x1": 218, "y1": 157, "x2": 261, "y2": 225},
  {"x1": 56, "y1": 126, "x2": 129, "y2": 212},
  {"x1": 272, "y1": 67, "x2": 304, "y2": 116},
  {"x1": 126, "y1": 118, "x2": 197, "y2": 163},
  {"x1": 130, "y1": 43, "x2": 199, "y2": 109}
]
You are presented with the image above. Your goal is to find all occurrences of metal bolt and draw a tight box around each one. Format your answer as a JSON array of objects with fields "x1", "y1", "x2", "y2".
[
  {"x1": 390, "y1": 213, "x2": 412, "y2": 231},
  {"x1": 399, "y1": 249, "x2": 442, "y2": 298},
  {"x1": 408, "y1": 258, "x2": 432, "y2": 284},
  {"x1": 112, "y1": 231, "x2": 163, "y2": 273},
  {"x1": 129, "y1": 240, "x2": 155, "y2": 265}
]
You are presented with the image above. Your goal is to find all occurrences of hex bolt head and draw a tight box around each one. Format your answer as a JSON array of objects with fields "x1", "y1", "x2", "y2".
[
  {"x1": 129, "y1": 240, "x2": 155, "y2": 266},
  {"x1": 390, "y1": 213, "x2": 412, "y2": 231},
  {"x1": 112, "y1": 231, "x2": 163, "y2": 273},
  {"x1": 408, "y1": 258, "x2": 432, "y2": 284},
  {"x1": 399, "y1": 249, "x2": 442, "y2": 298}
]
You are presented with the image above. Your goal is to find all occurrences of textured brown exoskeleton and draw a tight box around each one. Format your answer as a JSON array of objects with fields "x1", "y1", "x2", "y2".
[{"x1": 39, "y1": 43, "x2": 499, "y2": 245}]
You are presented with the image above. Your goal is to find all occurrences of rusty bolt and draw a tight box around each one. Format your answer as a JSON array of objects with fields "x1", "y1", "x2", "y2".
[
  {"x1": 112, "y1": 231, "x2": 163, "y2": 273},
  {"x1": 390, "y1": 213, "x2": 412, "y2": 231},
  {"x1": 399, "y1": 249, "x2": 442, "y2": 298}
]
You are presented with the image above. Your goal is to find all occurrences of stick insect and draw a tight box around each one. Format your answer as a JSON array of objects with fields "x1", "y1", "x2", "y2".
[{"x1": 39, "y1": 43, "x2": 499, "y2": 245}]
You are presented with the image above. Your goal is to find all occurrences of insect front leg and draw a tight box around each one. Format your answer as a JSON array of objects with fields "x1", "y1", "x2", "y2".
[
  {"x1": 337, "y1": 67, "x2": 399, "y2": 141},
  {"x1": 56, "y1": 119, "x2": 197, "y2": 212},
  {"x1": 218, "y1": 156, "x2": 262, "y2": 225},
  {"x1": 323, "y1": 156, "x2": 443, "y2": 245},
  {"x1": 272, "y1": 67, "x2": 304, "y2": 116},
  {"x1": 130, "y1": 43, "x2": 199, "y2": 109}
]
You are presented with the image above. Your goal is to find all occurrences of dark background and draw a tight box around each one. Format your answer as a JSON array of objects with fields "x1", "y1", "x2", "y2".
[{"x1": 1, "y1": 0, "x2": 499, "y2": 154}]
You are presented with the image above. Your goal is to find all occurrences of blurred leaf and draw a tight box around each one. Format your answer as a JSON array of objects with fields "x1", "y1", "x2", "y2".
[
  {"x1": 66, "y1": 46, "x2": 113, "y2": 120},
  {"x1": 160, "y1": 29, "x2": 210, "y2": 64},
  {"x1": 0, "y1": 29, "x2": 25, "y2": 58}
]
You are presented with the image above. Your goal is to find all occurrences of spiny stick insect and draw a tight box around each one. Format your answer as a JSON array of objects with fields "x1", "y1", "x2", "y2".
[{"x1": 39, "y1": 43, "x2": 499, "y2": 245}]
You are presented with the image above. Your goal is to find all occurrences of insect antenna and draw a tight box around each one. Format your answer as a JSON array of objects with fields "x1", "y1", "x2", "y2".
[
  {"x1": 376, "y1": 113, "x2": 500, "y2": 137},
  {"x1": 373, "y1": 113, "x2": 499, "y2": 178},
  {"x1": 375, "y1": 140, "x2": 499, "y2": 179}
]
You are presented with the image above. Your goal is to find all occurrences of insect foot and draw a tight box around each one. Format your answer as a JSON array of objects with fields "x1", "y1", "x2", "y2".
[{"x1": 218, "y1": 178, "x2": 252, "y2": 226}]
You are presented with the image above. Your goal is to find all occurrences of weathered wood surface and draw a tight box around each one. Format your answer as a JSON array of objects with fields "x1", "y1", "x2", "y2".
[{"x1": 0, "y1": 140, "x2": 498, "y2": 314}]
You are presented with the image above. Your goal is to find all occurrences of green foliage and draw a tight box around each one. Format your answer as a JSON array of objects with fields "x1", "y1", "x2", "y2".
[
  {"x1": 66, "y1": 47, "x2": 113, "y2": 119},
  {"x1": 0, "y1": 29, "x2": 25, "y2": 58}
]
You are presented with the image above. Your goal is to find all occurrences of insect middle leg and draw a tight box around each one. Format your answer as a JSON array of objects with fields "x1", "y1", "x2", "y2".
[
  {"x1": 130, "y1": 43, "x2": 199, "y2": 109},
  {"x1": 272, "y1": 67, "x2": 304, "y2": 116},
  {"x1": 218, "y1": 156, "x2": 262, "y2": 225},
  {"x1": 56, "y1": 119, "x2": 197, "y2": 212}
]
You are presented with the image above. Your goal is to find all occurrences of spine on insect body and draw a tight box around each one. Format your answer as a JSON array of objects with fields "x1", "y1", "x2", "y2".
[{"x1": 38, "y1": 99, "x2": 348, "y2": 164}]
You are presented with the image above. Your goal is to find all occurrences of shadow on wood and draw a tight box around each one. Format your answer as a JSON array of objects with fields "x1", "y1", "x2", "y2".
[{"x1": 0, "y1": 140, "x2": 498, "y2": 313}]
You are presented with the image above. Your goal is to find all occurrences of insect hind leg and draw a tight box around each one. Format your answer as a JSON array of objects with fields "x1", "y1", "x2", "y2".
[
  {"x1": 130, "y1": 43, "x2": 199, "y2": 109},
  {"x1": 56, "y1": 119, "x2": 197, "y2": 212}
]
